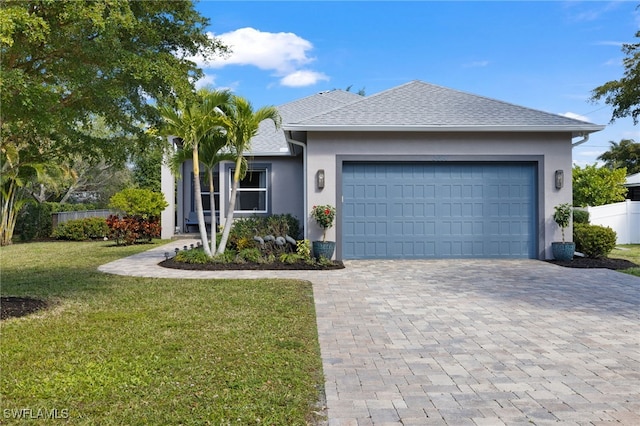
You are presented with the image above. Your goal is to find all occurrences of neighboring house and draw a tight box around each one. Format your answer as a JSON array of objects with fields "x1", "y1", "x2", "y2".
[
  {"x1": 161, "y1": 80, "x2": 604, "y2": 260},
  {"x1": 625, "y1": 172, "x2": 640, "y2": 201}
]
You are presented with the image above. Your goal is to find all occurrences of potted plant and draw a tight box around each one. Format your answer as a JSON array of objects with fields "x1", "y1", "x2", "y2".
[
  {"x1": 311, "y1": 204, "x2": 336, "y2": 260},
  {"x1": 552, "y1": 203, "x2": 575, "y2": 261}
]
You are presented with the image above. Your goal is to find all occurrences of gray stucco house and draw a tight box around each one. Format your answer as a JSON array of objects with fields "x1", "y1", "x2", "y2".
[{"x1": 161, "y1": 80, "x2": 604, "y2": 260}]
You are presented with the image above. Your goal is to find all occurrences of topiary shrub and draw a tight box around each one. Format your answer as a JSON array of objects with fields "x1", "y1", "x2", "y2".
[
  {"x1": 52, "y1": 217, "x2": 109, "y2": 241},
  {"x1": 573, "y1": 223, "x2": 617, "y2": 258},
  {"x1": 572, "y1": 209, "x2": 590, "y2": 224}
]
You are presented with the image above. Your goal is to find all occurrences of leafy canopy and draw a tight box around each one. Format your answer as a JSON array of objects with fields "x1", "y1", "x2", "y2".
[
  {"x1": 1, "y1": 0, "x2": 227, "y2": 164},
  {"x1": 591, "y1": 29, "x2": 640, "y2": 123},
  {"x1": 598, "y1": 139, "x2": 640, "y2": 175},
  {"x1": 572, "y1": 164, "x2": 628, "y2": 207}
]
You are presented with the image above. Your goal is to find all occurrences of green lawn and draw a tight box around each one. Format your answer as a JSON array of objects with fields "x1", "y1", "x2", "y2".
[
  {"x1": 610, "y1": 244, "x2": 640, "y2": 277},
  {"x1": 0, "y1": 241, "x2": 324, "y2": 425}
]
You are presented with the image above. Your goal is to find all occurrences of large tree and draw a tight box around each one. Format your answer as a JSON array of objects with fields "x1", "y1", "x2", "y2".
[
  {"x1": 159, "y1": 89, "x2": 231, "y2": 257},
  {"x1": 591, "y1": 30, "x2": 640, "y2": 123},
  {"x1": 598, "y1": 139, "x2": 640, "y2": 175},
  {"x1": 216, "y1": 96, "x2": 281, "y2": 254},
  {"x1": 572, "y1": 164, "x2": 628, "y2": 207},
  {"x1": 0, "y1": 0, "x2": 227, "y2": 245}
]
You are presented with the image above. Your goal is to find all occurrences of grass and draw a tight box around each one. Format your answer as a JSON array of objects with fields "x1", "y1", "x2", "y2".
[
  {"x1": 609, "y1": 244, "x2": 640, "y2": 277},
  {"x1": 0, "y1": 241, "x2": 324, "y2": 425}
]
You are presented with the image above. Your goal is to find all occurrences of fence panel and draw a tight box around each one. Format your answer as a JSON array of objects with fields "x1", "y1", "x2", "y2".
[
  {"x1": 585, "y1": 200, "x2": 640, "y2": 244},
  {"x1": 52, "y1": 209, "x2": 116, "y2": 229}
]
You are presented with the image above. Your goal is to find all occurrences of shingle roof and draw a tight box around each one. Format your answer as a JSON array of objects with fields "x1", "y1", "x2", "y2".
[
  {"x1": 284, "y1": 80, "x2": 604, "y2": 136},
  {"x1": 250, "y1": 90, "x2": 363, "y2": 154}
]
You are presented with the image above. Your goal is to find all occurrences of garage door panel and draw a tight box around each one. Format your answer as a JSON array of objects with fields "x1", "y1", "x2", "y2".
[{"x1": 342, "y1": 162, "x2": 537, "y2": 259}]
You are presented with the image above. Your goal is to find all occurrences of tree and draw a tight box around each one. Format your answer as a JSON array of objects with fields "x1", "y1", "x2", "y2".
[
  {"x1": 216, "y1": 96, "x2": 281, "y2": 254},
  {"x1": 0, "y1": 143, "x2": 71, "y2": 245},
  {"x1": 159, "y1": 89, "x2": 232, "y2": 257},
  {"x1": 131, "y1": 144, "x2": 166, "y2": 192},
  {"x1": 0, "y1": 0, "x2": 227, "y2": 244},
  {"x1": 598, "y1": 139, "x2": 640, "y2": 175},
  {"x1": 591, "y1": 30, "x2": 640, "y2": 123},
  {"x1": 169, "y1": 128, "x2": 235, "y2": 255},
  {"x1": 572, "y1": 164, "x2": 628, "y2": 207}
]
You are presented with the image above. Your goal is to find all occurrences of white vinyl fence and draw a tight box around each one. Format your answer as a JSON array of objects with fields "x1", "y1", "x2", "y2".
[{"x1": 581, "y1": 200, "x2": 640, "y2": 244}]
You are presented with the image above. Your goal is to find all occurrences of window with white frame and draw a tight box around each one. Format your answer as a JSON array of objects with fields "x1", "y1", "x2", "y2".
[{"x1": 229, "y1": 167, "x2": 269, "y2": 213}]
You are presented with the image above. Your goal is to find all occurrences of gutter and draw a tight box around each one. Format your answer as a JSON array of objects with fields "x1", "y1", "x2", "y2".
[
  {"x1": 285, "y1": 132, "x2": 308, "y2": 240},
  {"x1": 571, "y1": 133, "x2": 589, "y2": 147},
  {"x1": 283, "y1": 124, "x2": 606, "y2": 135}
]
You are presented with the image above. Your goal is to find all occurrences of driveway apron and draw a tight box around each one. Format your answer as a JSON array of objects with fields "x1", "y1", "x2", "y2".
[{"x1": 99, "y1": 242, "x2": 640, "y2": 425}]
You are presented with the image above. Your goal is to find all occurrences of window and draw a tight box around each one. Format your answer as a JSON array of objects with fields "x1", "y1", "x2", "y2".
[
  {"x1": 191, "y1": 172, "x2": 220, "y2": 213},
  {"x1": 230, "y1": 168, "x2": 269, "y2": 213}
]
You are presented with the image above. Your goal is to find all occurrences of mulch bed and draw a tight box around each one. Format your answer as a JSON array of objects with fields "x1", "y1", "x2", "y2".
[
  {"x1": 159, "y1": 258, "x2": 345, "y2": 271},
  {"x1": 1, "y1": 297, "x2": 49, "y2": 321},
  {"x1": 546, "y1": 256, "x2": 638, "y2": 270}
]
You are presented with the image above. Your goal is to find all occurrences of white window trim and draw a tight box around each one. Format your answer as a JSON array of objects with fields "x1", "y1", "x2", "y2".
[{"x1": 228, "y1": 165, "x2": 271, "y2": 214}]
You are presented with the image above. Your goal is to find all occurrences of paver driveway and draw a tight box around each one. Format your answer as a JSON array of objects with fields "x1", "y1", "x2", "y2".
[{"x1": 100, "y1": 242, "x2": 640, "y2": 425}]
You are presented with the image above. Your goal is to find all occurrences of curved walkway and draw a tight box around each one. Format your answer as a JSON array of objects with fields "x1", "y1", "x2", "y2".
[{"x1": 99, "y1": 240, "x2": 640, "y2": 425}]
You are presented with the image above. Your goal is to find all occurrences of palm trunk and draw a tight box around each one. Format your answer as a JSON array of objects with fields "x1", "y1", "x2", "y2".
[
  {"x1": 208, "y1": 167, "x2": 217, "y2": 255},
  {"x1": 1, "y1": 181, "x2": 19, "y2": 246},
  {"x1": 192, "y1": 147, "x2": 212, "y2": 257},
  {"x1": 217, "y1": 156, "x2": 242, "y2": 254}
]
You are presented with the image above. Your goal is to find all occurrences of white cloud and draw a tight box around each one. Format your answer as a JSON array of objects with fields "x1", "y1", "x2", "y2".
[
  {"x1": 594, "y1": 41, "x2": 625, "y2": 47},
  {"x1": 463, "y1": 60, "x2": 489, "y2": 68},
  {"x1": 280, "y1": 70, "x2": 329, "y2": 87},
  {"x1": 189, "y1": 27, "x2": 328, "y2": 87},
  {"x1": 561, "y1": 112, "x2": 591, "y2": 122},
  {"x1": 193, "y1": 74, "x2": 217, "y2": 90}
]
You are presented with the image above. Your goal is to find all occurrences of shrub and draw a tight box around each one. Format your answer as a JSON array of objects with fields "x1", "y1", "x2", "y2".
[
  {"x1": 573, "y1": 223, "x2": 617, "y2": 258},
  {"x1": 109, "y1": 188, "x2": 168, "y2": 219},
  {"x1": 238, "y1": 248, "x2": 264, "y2": 263},
  {"x1": 175, "y1": 248, "x2": 210, "y2": 264},
  {"x1": 296, "y1": 239, "x2": 312, "y2": 261},
  {"x1": 52, "y1": 217, "x2": 109, "y2": 241},
  {"x1": 16, "y1": 202, "x2": 96, "y2": 241},
  {"x1": 228, "y1": 214, "x2": 300, "y2": 252},
  {"x1": 106, "y1": 215, "x2": 161, "y2": 245},
  {"x1": 573, "y1": 209, "x2": 590, "y2": 224}
]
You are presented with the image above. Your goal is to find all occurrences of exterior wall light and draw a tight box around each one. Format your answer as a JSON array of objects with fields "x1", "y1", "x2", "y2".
[
  {"x1": 555, "y1": 170, "x2": 564, "y2": 189},
  {"x1": 317, "y1": 169, "x2": 325, "y2": 190}
]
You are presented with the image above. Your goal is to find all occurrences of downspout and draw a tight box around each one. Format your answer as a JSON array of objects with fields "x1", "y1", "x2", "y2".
[
  {"x1": 286, "y1": 132, "x2": 308, "y2": 240},
  {"x1": 571, "y1": 133, "x2": 589, "y2": 147}
]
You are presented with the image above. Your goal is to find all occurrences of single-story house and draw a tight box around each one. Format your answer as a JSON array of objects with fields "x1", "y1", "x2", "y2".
[
  {"x1": 625, "y1": 172, "x2": 640, "y2": 201},
  {"x1": 160, "y1": 80, "x2": 604, "y2": 260}
]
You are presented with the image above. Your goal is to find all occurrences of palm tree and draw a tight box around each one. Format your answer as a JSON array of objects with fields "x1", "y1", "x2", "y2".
[
  {"x1": 217, "y1": 96, "x2": 281, "y2": 254},
  {"x1": 159, "y1": 89, "x2": 231, "y2": 257},
  {"x1": 168, "y1": 127, "x2": 235, "y2": 254},
  {"x1": 1, "y1": 141, "x2": 71, "y2": 245},
  {"x1": 598, "y1": 139, "x2": 640, "y2": 175}
]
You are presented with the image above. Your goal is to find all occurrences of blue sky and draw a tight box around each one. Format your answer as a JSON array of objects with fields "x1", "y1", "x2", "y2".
[{"x1": 192, "y1": 1, "x2": 640, "y2": 166}]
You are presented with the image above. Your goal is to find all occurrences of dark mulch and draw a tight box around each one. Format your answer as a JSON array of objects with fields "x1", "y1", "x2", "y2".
[
  {"x1": 159, "y1": 258, "x2": 345, "y2": 271},
  {"x1": 546, "y1": 256, "x2": 638, "y2": 270},
  {"x1": 1, "y1": 297, "x2": 49, "y2": 321}
]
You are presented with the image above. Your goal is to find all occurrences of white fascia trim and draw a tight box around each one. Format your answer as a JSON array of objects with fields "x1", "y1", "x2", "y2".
[{"x1": 282, "y1": 124, "x2": 606, "y2": 135}]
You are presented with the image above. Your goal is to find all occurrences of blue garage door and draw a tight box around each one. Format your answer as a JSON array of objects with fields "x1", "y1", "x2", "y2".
[{"x1": 342, "y1": 162, "x2": 537, "y2": 259}]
